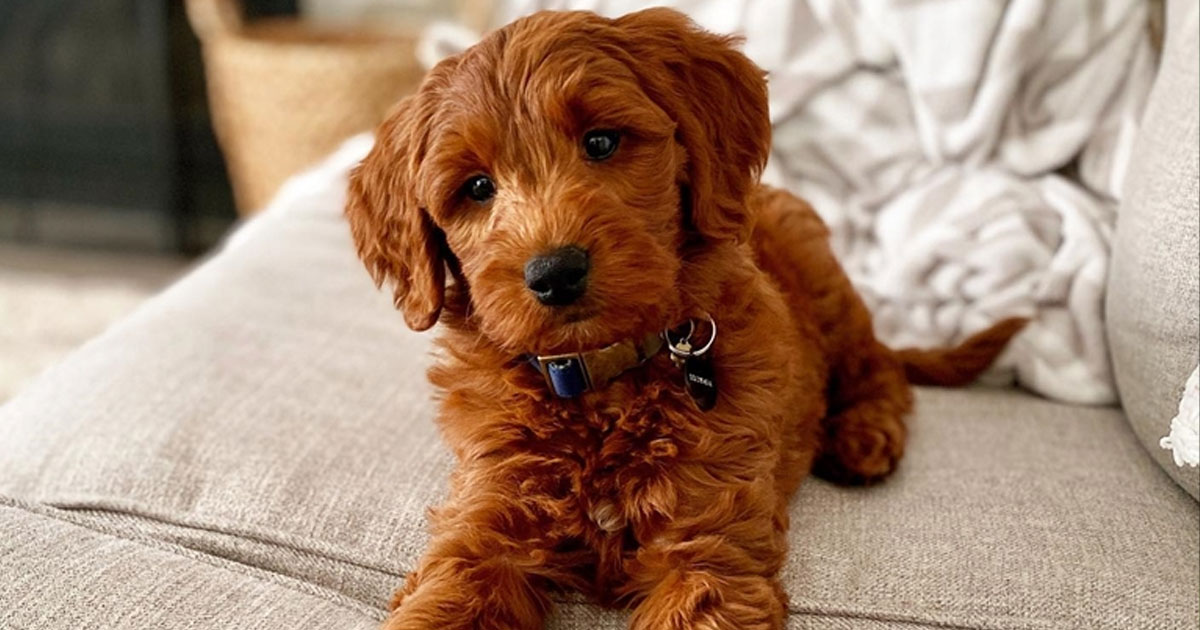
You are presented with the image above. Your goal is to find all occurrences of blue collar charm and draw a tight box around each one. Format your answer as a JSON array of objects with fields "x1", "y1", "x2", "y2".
[{"x1": 536, "y1": 353, "x2": 591, "y2": 398}]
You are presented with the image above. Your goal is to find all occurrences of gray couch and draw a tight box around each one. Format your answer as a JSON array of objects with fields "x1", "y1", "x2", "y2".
[{"x1": 2, "y1": 8, "x2": 1197, "y2": 630}]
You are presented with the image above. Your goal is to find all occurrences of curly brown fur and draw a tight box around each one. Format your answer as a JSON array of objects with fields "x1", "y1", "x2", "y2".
[{"x1": 346, "y1": 9, "x2": 1022, "y2": 630}]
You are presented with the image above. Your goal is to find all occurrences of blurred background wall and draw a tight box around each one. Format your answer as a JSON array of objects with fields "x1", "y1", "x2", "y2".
[
  {"x1": 0, "y1": 1, "x2": 294, "y2": 255},
  {"x1": 0, "y1": 0, "x2": 473, "y2": 256},
  {"x1": 0, "y1": 0, "x2": 471, "y2": 400}
]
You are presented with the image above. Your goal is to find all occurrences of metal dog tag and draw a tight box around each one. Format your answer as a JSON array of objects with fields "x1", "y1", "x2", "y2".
[
  {"x1": 664, "y1": 315, "x2": 719, "y2": 411},
  {"x1": 683, "y1": 354, "x2": 718, "y2": 411}
]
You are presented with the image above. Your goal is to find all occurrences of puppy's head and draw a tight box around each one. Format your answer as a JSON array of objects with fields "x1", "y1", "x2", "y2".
[{"x1": 347, "y1": 9, "x2": 769, "y2": 353}]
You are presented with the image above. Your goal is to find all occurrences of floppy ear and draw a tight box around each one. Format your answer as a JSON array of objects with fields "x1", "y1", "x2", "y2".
[
  {"x1": 614, "y1": 8, "x2": 771, "y2": 244},
  {"x1": 346, "y1": 69, "x2": 450, "y2": 331}
]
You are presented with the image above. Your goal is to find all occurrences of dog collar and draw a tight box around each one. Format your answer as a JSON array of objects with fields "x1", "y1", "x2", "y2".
[{"x1": 529, "y1": 332, "x2": 664, "y2": 398}]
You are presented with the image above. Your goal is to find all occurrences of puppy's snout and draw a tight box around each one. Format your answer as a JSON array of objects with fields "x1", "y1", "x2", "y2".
[{"x1": 524, "y1": 246, "x2": 589, "y2": 306}]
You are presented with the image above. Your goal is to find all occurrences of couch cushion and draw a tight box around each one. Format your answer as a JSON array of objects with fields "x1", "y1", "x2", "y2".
[
  {"x1": 1, "y1": 145, "x2": 1196, "y2": 629},
  {"x1": 0, "y1": 496, "x2": 379, "y2": 630},
  {"x1": 1107, "y1": 0, "x2": 1200, "y2": 500}
]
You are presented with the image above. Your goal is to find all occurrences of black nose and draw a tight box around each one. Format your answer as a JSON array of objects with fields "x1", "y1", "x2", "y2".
[{"x1": 524, "y1": 246, "x2": 589, "y2": 306}]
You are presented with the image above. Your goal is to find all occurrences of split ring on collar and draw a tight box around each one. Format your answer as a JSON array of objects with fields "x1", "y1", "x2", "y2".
[{"x1": 663, "y1": 314, "x2": 717, "y2": 358}]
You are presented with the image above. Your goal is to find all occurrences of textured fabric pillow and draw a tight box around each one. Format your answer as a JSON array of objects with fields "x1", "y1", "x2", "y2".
[{"x1": 1107, "y1": 0, "x2": 1200, "y2": 500}]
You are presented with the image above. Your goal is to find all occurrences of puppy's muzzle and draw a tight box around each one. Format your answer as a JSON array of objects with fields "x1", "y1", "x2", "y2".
[{"x1": 524, "y1": 246, "x2": 589, "y2": 306}]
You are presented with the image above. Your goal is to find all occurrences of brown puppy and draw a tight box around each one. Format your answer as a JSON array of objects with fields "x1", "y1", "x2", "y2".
[{"x1": 347, "y1": 9, "x2": 1022, "y2": 630}]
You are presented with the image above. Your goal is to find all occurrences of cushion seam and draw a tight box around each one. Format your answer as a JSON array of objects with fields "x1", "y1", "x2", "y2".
[
  {"x1": 787, "y1": 603, "x2": 1059, "y2": 630},
  {"x1": 43, "y1": 497, "x2": 401, "y2": 580},
  {"x1": 0, "y1": 495, "x2": 383, "y2": 621}
]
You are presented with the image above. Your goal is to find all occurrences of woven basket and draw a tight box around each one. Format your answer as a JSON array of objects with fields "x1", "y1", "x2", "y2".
[{"x1": 186, "y1": 0, "x2": 423, "y2": 215}]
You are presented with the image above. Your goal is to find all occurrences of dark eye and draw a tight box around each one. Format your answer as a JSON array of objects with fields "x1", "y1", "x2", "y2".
[
  {"x1": 464, "y1": 174, "x2": 496, "y2": 202},
  {"x1": 583, "y1": 130, "x2": 620, "y2": 160}
]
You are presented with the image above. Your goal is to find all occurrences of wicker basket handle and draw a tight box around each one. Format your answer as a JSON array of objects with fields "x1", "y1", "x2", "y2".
[{"x1": 186, "y1": 0, "x2": 244, "y2": 41}]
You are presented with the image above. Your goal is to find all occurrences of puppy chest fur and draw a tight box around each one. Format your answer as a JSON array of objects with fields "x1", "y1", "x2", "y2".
[{"x1": 424, "y1": 266, "x2": 827, "y2": 596}]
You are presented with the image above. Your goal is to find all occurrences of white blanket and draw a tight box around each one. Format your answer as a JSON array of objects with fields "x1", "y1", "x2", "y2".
[{"x1": 428, "y1": 0, "x2": 1156, "y2": 404}]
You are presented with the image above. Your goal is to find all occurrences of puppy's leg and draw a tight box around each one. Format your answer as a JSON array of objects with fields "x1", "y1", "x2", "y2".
[
  {"x1": 385, "y1": 458, "x2": 572, "y2": 630},
  {"x1": 623, "y1": 479, "x2": 789, "y2": 630},
  {"x1": 814, "y1": 338, "x2": 911, "y2": 484},
  {"x1": 750, "y1": 186, "x2": 911, "y2": 484},
  {"x1": 789, "y1": 219, "x2": 910, "y2": 484}
]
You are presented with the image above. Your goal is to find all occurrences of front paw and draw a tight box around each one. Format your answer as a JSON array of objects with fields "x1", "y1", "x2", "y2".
[
  {"x1": 629, "y1": 572, "x2": 786, "y2": 630},
  {"x1": 381, "y1": 566, "x2": 547, "y2": 630},
  {"x1": 381, "y1": 572, "x2": 470, "y2": 630},
  {"x1": 387, "y1": 571, "x2": 420, "y2": 612}
]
